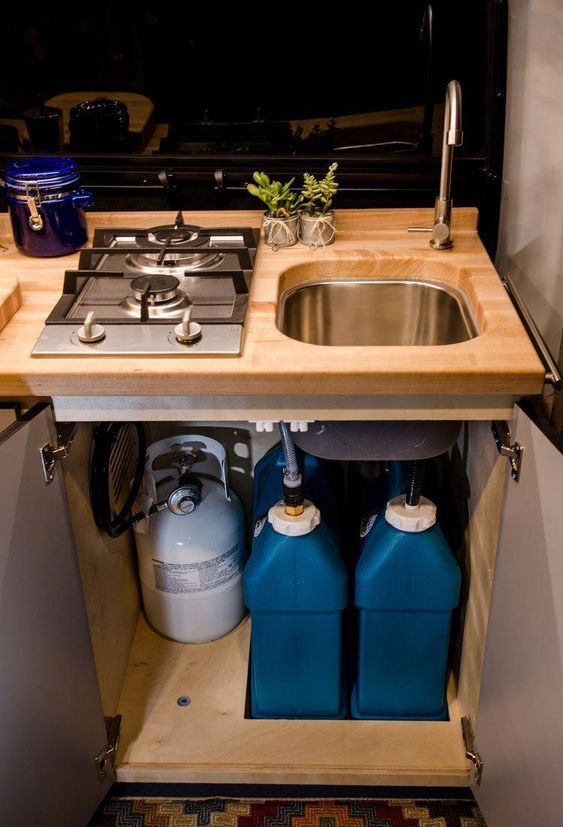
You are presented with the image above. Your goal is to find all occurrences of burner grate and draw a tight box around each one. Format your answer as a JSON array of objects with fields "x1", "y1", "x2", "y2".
[
  {"x1": 79, "y1": 241, "x2": 254, "y2": 271},
  {"x1": 46, "y1": 269, "x2": 249, "y2": 326}
]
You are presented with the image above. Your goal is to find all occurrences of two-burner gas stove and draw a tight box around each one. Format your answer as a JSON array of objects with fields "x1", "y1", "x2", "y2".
[{"x1": 32, "y1": 211, "x2": 258, "y2": 356}]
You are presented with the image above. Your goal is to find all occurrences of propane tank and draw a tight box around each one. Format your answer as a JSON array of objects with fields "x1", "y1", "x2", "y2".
[{"x1": 134, "y1": 435, "x2": 246, "y2": 643}]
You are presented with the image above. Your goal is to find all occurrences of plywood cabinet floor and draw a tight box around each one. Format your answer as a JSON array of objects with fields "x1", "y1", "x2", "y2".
[{"x1": 115, "y1": 614, "x2": 469, "y2": 786}]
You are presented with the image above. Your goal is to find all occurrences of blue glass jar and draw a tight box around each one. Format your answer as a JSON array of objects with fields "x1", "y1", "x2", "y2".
[{"x1": 4, "y1": 157, "x2": 93, "y2": 257}]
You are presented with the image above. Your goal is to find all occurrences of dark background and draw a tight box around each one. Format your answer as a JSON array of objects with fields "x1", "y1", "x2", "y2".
[
  {"x1": 1, "y1": 2, "x2": 487, "y2": 151},
  {"x1": 0, "y1": 1, "x2": 506, "y2": 252}
]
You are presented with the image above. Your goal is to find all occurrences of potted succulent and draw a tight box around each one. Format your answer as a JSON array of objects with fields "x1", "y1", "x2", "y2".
[
  {"x1": 247, "y1": 172, "x2": 302, "y2": 249},
  {"x1": 299, "y1": 162, "x2": 339, "y2": 248}
]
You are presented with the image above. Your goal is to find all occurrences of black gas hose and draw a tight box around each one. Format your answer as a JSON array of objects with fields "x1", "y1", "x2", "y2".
[{"x1": 90, "y1": 422, "x2": 147, "y2": 538}]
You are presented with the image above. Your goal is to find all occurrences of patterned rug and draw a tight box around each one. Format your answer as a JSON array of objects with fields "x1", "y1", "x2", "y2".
[{"x1": 99, "y1": 797, "x2": 486, "y2": 827}]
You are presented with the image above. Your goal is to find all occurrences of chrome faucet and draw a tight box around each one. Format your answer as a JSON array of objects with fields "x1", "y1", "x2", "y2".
[{"x1": 409, "y1": 80, "x2": 463, "y2": 249}]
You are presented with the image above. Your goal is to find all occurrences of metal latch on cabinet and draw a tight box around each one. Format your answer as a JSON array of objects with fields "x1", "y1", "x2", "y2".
[
  {"x1": 461, "y1": 716, "x2": 483, "y2": 785},
  {"x1": 491, "y1": 420, "x2": 524, "y2": 482},
  {"x1": 95, "y1": 715, "x2": 122, "y2": 783},
  {"x1": 40, "y1": 422, "x2": 77, "y2": 484}
]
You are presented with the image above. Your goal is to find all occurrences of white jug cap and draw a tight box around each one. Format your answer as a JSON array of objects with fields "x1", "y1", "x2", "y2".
[
  {"x1": 385, "y1": 494, "x2": 437, "y2": 533},
  {"x1": 268, "y1": 500, "x2": 321, "y2": 536}
]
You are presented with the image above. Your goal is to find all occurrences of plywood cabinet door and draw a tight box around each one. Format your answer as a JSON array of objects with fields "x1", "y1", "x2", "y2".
[
  {"x1": 471, "y1": 404, "x2": 563, "y2": 826},
  {"x1": 0, "y1": 404, "x2": 112, "y2": 826}
]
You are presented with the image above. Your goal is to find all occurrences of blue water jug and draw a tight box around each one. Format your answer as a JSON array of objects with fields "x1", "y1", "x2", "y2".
[
  {"x1": 244, "y1": 501, "x2": 348, "y2": 718},
  {"x1": 252, "y1": 442, "x2": 344, "y2": 539},
  {"x1": 353, "y1": 493, "x2": 461, "y2": 720}
]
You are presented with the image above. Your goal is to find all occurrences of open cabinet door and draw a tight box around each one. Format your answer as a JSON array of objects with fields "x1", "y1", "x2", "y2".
[
  {"x1": 469, "y1": 403, "x2": 563, "y2": 827},
  {"x1": 0, "y1": 404, "x2": 113, "y2": 826}
]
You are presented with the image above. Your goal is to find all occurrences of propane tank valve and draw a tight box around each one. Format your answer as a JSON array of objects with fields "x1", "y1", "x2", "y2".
[{"x1": 168, "y1": 472, "x2": 202, "y2": 515}]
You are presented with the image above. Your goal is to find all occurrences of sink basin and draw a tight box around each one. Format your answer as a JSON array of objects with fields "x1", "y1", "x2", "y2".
[{"x1": 277, "y1": 278, "x2": 478, "y2": 346}]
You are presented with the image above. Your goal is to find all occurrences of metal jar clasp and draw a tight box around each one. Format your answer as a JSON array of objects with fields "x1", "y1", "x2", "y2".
[{"x1": 25, "y1": 183, "x2": 44, "y2": 231}]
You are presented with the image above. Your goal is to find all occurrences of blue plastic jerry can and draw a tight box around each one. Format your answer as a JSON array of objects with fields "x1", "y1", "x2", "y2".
[
  {"x1": 352, "y1": 494, "x2": 461, "y2": 720},
  {"x1": 244, "y1": 501, "x2": 348, "y2": 719}
]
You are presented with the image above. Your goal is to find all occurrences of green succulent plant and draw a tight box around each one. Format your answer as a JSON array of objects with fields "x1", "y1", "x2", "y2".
[
  {"x1": 247, "y1": 172, "x2": 303, "y2": 218},
  {"x1": 301, "y1": 162, "x2": 339, "y2": 216}
]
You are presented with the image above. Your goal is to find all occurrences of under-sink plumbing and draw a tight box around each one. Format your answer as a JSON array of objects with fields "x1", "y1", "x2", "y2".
[{"x1": 408, "y1": 79, "x2": 463, "y2": 249}]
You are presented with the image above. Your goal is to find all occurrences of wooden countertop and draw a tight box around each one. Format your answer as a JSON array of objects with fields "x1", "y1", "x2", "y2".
[{"x1": 0, "y1": 208, "x2": 544, "y2": 400}]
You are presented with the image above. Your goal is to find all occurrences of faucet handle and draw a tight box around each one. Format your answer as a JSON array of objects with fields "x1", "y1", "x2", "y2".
[
  {"x1": 407, "y1": 222, "x2": 453, "y2": 249},
  {"x1": 430, "y1": 219, "x2": 452, "y2": 247}
]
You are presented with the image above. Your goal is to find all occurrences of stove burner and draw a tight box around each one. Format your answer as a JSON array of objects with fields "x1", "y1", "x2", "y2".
[
  {"x1": 143, "y1": 211, "x2": 200, "y2": 247},
  {"x1": 131, "y1": 274, "x2": 180, "y2": 303},
  {"x1": 125, "y1": 245, "x2": 223, "y2": 276},
  {"x1": 124, "y1": 274, "x2": 189, "y2": 319},
  {"x1": 147, "y1": 224, "x2": 202, "y2": 246},
  {"x1": 123, "y1": 211, "x2": 225, "y2": 274}
]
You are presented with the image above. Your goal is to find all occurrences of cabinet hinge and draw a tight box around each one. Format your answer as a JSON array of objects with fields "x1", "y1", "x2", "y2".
[
  {"x1": 491, "y1": 420, "x2": 524, "y2": 482},
  {"x1": 461, "y1": 716, "x2": 484, "y2": 785},
  {"x1": 40, "y1": 422, "x2": 77, "y2": 484},
  {"x1": 94, "y1": 714, "x2": 122, "y2": 783}
]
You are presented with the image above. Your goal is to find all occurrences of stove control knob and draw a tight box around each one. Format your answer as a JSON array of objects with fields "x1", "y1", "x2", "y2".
[
  {"x1": 77, "y1": 311, "x2": 106, "y2": 343},
  {"x1": 174, "y1": 307, "x2": 202, "y2": 344}
]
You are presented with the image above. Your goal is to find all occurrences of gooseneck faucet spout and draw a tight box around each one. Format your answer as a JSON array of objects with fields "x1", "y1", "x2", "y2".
[
  {"x1": 409, "y1": 80, "x2": 463, "y2": 249},
  {"x1": 434, "y1": 80, "x2": 463, "y2": 246}
]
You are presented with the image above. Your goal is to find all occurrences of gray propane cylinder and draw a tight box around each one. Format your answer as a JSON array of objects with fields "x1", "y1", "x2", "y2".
[{"x1": 134, "y1": 434, "x2": 246, "y2": 643}]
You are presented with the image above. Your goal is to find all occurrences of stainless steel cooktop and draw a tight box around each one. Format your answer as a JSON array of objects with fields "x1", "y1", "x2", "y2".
[{"x1": 32, "y1": 212, "x2": 258, "y2": 356}]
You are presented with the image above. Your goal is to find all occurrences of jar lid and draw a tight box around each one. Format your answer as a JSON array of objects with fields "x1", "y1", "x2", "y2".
[
  {"x1": 5, "y1": 157, "x2": 80, "y2": 190},
  {"x1": 69, "y1": 97, "x2": 129, "y2": 123}
]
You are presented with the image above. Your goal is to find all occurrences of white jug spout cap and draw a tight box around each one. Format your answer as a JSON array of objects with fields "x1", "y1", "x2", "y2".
[
  {"x1": 268, "y1": 500, "x2": 320, "y2": 536},
  {"x1": 385, "y1": 494, "x2": 437, "y2": 533}
]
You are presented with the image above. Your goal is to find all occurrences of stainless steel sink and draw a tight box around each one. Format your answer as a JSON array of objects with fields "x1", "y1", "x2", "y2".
[{"x1": 277, "y1": 278, "x2": 478, "y2": 346}]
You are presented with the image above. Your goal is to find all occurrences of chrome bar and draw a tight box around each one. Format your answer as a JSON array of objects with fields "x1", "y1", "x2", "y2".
[{"x1": 502, "y1": 274, "x2": 562, "y2": 389}]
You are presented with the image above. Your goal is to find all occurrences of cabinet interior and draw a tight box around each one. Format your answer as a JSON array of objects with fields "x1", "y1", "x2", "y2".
[{"x1": 63, "y1": 419, "x2": 506, "y2": 786}]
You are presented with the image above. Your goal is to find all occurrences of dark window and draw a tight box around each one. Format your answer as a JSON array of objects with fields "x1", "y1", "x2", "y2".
[{"x1": 0, "y1": 2, "x2": 488, "y2": 158}]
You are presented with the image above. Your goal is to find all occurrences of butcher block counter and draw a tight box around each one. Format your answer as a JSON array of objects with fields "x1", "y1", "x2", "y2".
[{"x1": 0, "y1": 208, "x2": 544, "y2": 421}]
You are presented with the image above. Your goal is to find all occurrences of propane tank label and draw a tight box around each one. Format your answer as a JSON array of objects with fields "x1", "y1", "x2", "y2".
[{"x1": 152, "y1": 539, "x2": 246, "y2": 594}]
